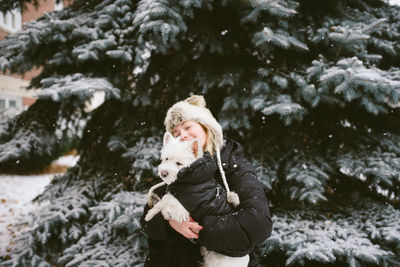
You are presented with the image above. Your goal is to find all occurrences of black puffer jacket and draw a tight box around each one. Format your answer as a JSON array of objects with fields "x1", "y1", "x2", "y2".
[
  {"x1": 168, "y1": 151, "x2": 233, "y2": 221},
  {"x1": 141, "y1": 139, "x2": 272, "y2": 267}
]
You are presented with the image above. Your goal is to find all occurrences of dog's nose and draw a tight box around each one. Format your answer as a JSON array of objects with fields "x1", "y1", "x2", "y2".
[{"x1": 160, "y1": 170, "x2": 168, "y2": 178}]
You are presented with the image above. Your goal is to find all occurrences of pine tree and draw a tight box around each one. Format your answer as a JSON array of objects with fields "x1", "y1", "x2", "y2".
[{"x1": 1, "y1": 0, "x2": 400, "y2": 266}]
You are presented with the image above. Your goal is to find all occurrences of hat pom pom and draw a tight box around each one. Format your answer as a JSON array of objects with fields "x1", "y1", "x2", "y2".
[
  {"x1": 227, "y1": 191, "x2": 240, "y2": 207},
  {"x1": 185, "y1": 95, "x2": 206, "y2": 108}
]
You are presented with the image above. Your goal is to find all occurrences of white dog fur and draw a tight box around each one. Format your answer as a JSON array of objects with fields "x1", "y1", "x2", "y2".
[{"x1": 145, "y1": 132, "x2": 249, "y2": 267}]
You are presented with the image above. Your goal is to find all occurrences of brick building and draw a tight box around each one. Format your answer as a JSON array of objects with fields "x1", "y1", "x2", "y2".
[{"x1": 0, "y1": 0, "x2": 72, "y2": 117}]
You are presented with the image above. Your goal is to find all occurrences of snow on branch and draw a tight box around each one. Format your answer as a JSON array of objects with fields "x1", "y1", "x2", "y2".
[
  {"x1": 259, "y1": 208, "x2": 398, "y2": 266},
  {"x1": 247, "y1": 0, "x2": 297, "y2": 18},
  {"x1": 283, "y1": 151, "x2": 332, "y2": 204},
  {"x1": 36, "y1": 74, "x2": 121, "y2": 102},
  {"x1": 133, "y1": 0, "x2": 188, "y2": 55},
  {"x1": 337, "y1": 139, "x2": 400, "y2": 203},
  {"x1": 122, "y1": 136, "x2": 161, "y2": 183},
  {"x1": 260, "y1": 94, "x2": 307, "y2": 125},
  {"x1": 58, "y1": 191, "x2": 147, "y2": 266},
  {"x1": 0, "y1": 13, "x2": 86, "y2": 74},
  {"x1": 329, "y1": 26, "x2": 370, "y2": 44},
  {"x1": 253, "y1": 26, "x2": 309, "y2": 53},
  {"x1": 314, "y1": 57, "x2": 400, "y2": 113}
]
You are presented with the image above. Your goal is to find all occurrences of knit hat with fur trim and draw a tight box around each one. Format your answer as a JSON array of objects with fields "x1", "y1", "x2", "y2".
[
  {"x1": 164, "y1": 95, "x2": 240, "y2": 207},
  {"x1": 164, "y1": 95, "x2": 223, "y2": 152}
]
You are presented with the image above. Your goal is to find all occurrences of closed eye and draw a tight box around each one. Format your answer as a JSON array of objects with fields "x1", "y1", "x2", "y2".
[{"x1": 176, "y1": 162, "x2": 183, "y2": 166}]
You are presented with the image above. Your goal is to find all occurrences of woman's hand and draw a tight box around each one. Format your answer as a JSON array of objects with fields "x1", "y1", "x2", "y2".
[{"x1": 168, "y1": 217, "x2": 203, "y2": 239}]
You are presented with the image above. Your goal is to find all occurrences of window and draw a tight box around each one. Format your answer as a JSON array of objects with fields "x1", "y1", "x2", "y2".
[
  {"x1": 55, "y1": 0, "x2": 64, "y2": 11},
  {"x1": 9, "y1": 99, "x2": 16, "y2": 108},
  {"x1": 0, "y1": 96, "x2": 22, "y2": 110},
  {"x1": 0, "y1": 9, "x2": 22, "y2": 32}
]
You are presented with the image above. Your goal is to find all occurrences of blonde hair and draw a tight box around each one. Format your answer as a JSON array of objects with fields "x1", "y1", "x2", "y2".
[{"x1": 199, "y1": 123, "x2": 216, "y2": 156}]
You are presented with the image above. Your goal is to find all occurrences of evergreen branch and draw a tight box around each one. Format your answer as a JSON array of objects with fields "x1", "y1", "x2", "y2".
[
  {"x1": 282, "y1": 149, "x2": 332, "y2": 204},
  {"x1": 0, "y1": 99, "x2": 83, "y2": 173},
  {"x1": 362, "y1": 18, "x2": 388, "y2": 34},
  {"x1": 249, "y1": 0, "x2": 297, "y2": 17},
  {"x1": 256, "y1": 206, "x2": 398, "y2": 266},
  {"x1": 36, "y1": 74, "x2": 121, "y2": 102}
]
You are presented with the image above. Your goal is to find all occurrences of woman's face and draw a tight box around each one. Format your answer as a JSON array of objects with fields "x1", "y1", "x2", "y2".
[{"x1": 172, "y1": 120, "x2": 207, "y2": 150}]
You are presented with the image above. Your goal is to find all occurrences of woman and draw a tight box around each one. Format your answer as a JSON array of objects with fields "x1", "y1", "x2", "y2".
[{"x1": 141, "y1": 95, "x2": 272, "y2": 267}]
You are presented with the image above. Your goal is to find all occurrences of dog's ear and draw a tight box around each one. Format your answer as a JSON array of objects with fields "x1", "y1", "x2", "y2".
[
  {"x1": 189, "y1": 138, "x2": 202, "y2": 158},
  {"x1": 163, "y1": 132, "x2": 173, "y2": 145}
]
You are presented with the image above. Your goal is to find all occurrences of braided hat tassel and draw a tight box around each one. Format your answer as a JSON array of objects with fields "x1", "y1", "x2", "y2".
[{"x1": 216, "y1": 148, "x2": 240, "y2": 207}]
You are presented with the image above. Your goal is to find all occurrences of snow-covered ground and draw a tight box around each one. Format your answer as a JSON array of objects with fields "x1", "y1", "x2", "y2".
[
  {"x1": 389, "y1": 0, "x2": 400, "y2": 5},
  {"x1": 53, "y1": 154, "x2": 80, "y2": 167},
  {"x1": 0, "y1": 174, "x2": 53, "y2": 256},
  {"x1": 0, "y1": 154, "x2": 79, "y2": 257}
]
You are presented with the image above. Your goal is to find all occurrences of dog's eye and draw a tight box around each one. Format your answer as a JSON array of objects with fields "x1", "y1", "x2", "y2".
[{"x1": 176, "y1": 162, "x2": 182, "y2": 166}]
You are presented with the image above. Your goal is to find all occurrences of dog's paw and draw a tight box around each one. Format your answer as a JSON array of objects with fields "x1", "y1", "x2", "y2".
[
  {"x1": 147, "y1": 192, "x2": 161, "y2": 207},
  {"x1": 145, "y1": 206, "x2": 160, "y2": 221},
  {"x1": 174, "y1": 208, "x2": 190, "y2": 223},
  {"x1": 158, "y1": 193, "x2": 190, "y2": 222},
  {"x1": 144, "y1": 212, "x2": 153, "y2": 222}
]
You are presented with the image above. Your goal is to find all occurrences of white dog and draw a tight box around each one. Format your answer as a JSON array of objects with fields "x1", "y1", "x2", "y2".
[
  {"x1": 145, "y1": 132, "x2": 249, "y2": 267},
  {"x1": 145, "y1": 132, "x2": 201, "y2": 222}
]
